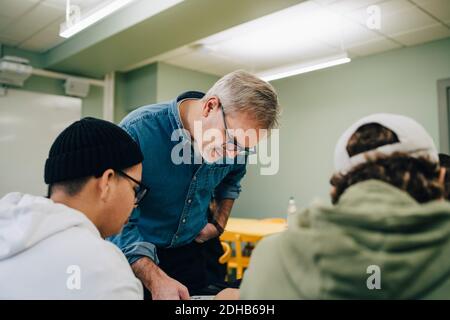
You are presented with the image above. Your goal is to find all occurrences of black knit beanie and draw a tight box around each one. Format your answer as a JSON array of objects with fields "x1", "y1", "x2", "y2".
[{"x1": 44, "y1": 117, "x2": 143, "y2": 184}]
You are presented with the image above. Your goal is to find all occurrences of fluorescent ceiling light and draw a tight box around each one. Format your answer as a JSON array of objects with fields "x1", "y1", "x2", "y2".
[
  {"x1": 258, "y1": 54, "x2": 351, "y2": 82},
  {"x1": 60, "y1": 0, "x2": 135, "y2": 38},
  {"x1": 198, "y1": 1, "x2": 349, "y2": 66}
]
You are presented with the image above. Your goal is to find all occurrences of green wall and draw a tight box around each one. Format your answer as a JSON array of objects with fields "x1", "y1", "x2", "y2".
[
  {"x1": 114, "y1": 62, "x2": 219, "y2": 123},
  {"x1": 1, "y1": 45, "x2": 103, "y2": 119},
  {"x1": 156, "y1": 62, "x2": 220, "y2": 102},
  {"x1": 114, "y1": 63, "x2": 158, "y2": 122},
  {"x1": 8, "y1": 75, "x2": 103, "y2": 119},
  {"x1": 232, "y1": 37, "x2": 450, "y2": 219},
  {"x1": 4, "y1": 37, "x2": 450, "y2": 221},
  {"x1": 1, "y1": 44, "x2": 217, "y2": 124}
]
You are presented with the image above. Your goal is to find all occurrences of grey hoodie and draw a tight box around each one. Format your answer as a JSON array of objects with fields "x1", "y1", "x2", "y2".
[{"x1": 0, "y1": 192, "x2": 143, "y2": 299}]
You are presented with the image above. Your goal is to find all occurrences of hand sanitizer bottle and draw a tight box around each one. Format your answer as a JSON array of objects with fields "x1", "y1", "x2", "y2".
[{"x1": 287, "y1": 196, "x2": 297, "y2": 228}]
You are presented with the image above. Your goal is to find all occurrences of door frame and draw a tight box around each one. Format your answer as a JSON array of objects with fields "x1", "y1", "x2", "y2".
[{"x1": 438, "y1": 78, "x2": 450, "y2": 154}]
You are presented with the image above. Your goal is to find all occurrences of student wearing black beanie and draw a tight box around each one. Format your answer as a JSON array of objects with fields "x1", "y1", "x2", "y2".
[
  {"x1": 45, "y1": 116, "x2": 146, "y2": 237},
  {"x1": 0, "y1": 117, "x2": 146, "y2": 299}
]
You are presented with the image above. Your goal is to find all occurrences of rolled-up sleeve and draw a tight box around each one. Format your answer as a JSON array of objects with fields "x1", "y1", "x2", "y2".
[
  {"x1": 108, "y1": 207, "x2": 159, "y2": 265},
  {"x1": 214, "y1": 163, "x2": 247, "y2": 200}
]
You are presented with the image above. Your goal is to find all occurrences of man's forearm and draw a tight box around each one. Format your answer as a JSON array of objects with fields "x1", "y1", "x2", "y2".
[
  {"x1": 131, "y1": 256, "x2": 164, "y2": 289},
  {"x1": 131, "y1": 256, "x2": 190, "y2": 300},
  {"x1": 214, "y1": 199, "x2": 234, "y2": 229}
]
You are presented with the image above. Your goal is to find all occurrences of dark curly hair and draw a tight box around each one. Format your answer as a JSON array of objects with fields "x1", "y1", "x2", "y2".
[
  {"x1": 439, "y1": 153, "x2": 450, "y2": 201},
  {"x1": 330, "y1": 123, "x2": 443, "y2": 204}
]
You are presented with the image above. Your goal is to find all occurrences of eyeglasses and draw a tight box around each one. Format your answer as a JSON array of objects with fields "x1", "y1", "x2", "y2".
[
  {"x1": 219, "y1": 103, "x2": 257, "y2": 156},
  {"x1": 116, "y1": 170, "x2": 149, "y2": 206}
]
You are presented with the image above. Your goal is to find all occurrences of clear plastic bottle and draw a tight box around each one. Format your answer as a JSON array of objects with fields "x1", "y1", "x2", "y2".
[{"x1": 287, "y1": 196, "x2": 297, "y2": 228}]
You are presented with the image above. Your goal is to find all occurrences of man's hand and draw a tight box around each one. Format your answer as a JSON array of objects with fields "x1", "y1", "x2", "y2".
[
  {"x1": 131, "y1": 257, "x2": 190, "y2": 300},
  {"x1": 195, "y1": 223, "x2": 220, "y2": 243},
  {"x1": 215, "y1": 288, "x2": 240, "y2": 300}
]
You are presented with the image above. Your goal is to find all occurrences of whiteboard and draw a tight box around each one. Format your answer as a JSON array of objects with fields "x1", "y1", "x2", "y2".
[{"x1": 0, "y1": 89, "x2": 82, "y2": 197}]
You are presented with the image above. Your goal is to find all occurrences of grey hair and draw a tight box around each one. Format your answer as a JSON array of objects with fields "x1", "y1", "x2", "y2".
[{"x1": 203, "y1": 70, "x2": 280, "y2": 129}]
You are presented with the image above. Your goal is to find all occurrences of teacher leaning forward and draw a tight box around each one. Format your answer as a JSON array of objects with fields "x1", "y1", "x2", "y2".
[{"x1": 110, "y1": 70, "x2": 280, "y2": 299}]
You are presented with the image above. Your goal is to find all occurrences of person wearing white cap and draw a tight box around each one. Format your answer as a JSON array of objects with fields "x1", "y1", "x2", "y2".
[{"x1": 238, "y1": 113, "x2": 450, "y2": 299}]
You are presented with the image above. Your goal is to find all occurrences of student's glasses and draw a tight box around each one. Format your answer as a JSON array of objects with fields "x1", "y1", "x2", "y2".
[
  {"x1": 116, "y1": 170, "x2": 149, "y2": 206},
  {"x1": 219, "y1": 103, "x2": 257, "y2": 156}
]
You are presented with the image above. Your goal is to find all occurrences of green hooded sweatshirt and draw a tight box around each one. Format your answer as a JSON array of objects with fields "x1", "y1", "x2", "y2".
[{"x1": 240, "y1": 180, "x2": 450, "y2": 299}]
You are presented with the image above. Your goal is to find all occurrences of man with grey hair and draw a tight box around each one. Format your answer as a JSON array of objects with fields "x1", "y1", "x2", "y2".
[{"x1": 109, "y1": 70, "x2": 280, "y2": 300}]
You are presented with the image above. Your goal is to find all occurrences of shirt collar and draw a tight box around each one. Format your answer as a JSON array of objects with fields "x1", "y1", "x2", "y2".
[{"x1": 169, "y1": 91, "x2": 205, "y2": 143}]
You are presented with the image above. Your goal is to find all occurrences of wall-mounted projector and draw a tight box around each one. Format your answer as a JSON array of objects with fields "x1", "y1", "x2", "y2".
[
  {"x1": 64, "y1": 78, "x2": 90, "y2": 98},
  {"x1": 0, "y1": 56, "x2": 32, "y2": 87}
]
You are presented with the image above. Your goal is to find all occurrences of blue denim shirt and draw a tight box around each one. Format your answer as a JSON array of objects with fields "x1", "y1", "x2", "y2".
[{"x1": 109, "y1": 92, "x2": 247, "y2": 265}]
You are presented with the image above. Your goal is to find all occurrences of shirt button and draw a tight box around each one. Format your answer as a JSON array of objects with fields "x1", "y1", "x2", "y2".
[
  {"x1": 182, "y1": 218, "x2": 186, "y2": 223},
  {"x1": 175, "y1": 235, "x2": 179, "y2": 239},
  {"x1": 187, "y1": 199, "x2": 192, "y2": 204},
  {"x1": 193, "y1": 176, "x2": 197, "y2": 181}
]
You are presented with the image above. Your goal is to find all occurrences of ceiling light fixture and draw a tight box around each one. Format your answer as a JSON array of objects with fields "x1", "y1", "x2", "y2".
[
  {"x1": 60, "y1": 0, "x2": 135, "y2": 38},
  {"x1": 258, "y1": 53, "x2": 351, "y2": 82}
]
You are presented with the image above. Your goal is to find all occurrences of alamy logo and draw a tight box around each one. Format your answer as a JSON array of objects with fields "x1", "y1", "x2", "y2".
[
  {"x1": 66, "y1": 265, "x2": 81, "y2": 290},
  {"x1": 170, "y1": 121, "x2": 280, "y2": 175},
  {"x1": 366, "y1": 5, "x2": 381, "y2": 30},
  {"x1": 366, "y1": 265, "x2": 381, "y2": 290}
]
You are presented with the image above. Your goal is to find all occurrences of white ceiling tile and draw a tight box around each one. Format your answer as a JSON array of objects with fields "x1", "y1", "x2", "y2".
[
  {"x1": 1, "y1": 3, "x2": 63, "y2": 45},
  {"x1": 346, "y1": 0, "x2": 439, "y2": 37},
  {"x1": 200, "y1": 62, "x2": 244, "y2": 77},
  {"x1": 43, "y1": 0, "x2": 110, "y2": 12},
  {"x1": 18, "y1": 16, "x2": 66, "y2": 52},
  {"x1": 0, "y1": 14, "x2": 12, "y2": 31},
  {"x1": 256, "y1": 45, "x2": 343, "y2": 71},
  {"x1": 347, "y1": 37, "x2": 402, "y2": 55},
  {"x1": 326, "y1": 0, "x2": 388, "y2": 14},
  {"x1": 411, "y1": 0, "x2": 450, "y2": 24},
  {"x1": 313, "y1": 0, "x2": 340, "y2": 5},
  {"x1": 41, "y1": 0, "x2": 67, "y2": 10},
  {"x1": 392, "y1": 23, "x2": 450, "y2": 45},
  {"x1": 381, "y1": 3, "x2": 441, "y2": 35},
  {"x1": 0, "y1": 0, "x2": 40, "y2": 18},
  {"x1": 164, "y1": 58, "x2": 238, "y2": 77},
  {"x1": 218, "y1": 40, "x2": 339, "y2": 70},
  {"x1": 165, "y1": 50, "x2": 223, "y2": 71},
  {"x1": 336, "y1": 18, "x2": 384, "y2": 47}
]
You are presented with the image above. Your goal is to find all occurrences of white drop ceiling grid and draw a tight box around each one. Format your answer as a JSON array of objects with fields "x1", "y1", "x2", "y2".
[
  {"x1": 0, "y1": 0, "x2": 111, "y2": 52},
  {"x1": 149, "y1": 0, "x2": 450, "y2": 76},
  {"x1": 0, "y1": 0, "x2": 448, "y2": 75}
]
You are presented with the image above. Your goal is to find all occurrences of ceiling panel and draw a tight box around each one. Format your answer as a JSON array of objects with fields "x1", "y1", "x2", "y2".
[
  {"x1": 345, "y1": 0, "x2": 439, "y2": 37},
  {"x1": 199, "y1": 61, "x2": 245, "y2": 77},
  {"x1": 392, "y1": 23, "x2": 450, "y2": 45},
  {"x1": 0, "y1": 13, "x2": 13, "y2": 32},
  {"x1": 165, "y1": 50, "x2": 225, "y2": 71},
  {"x1": 18, "y1": 17, "x2": 66, "y2": 52},
  {"x1": 0, "y1": 0, "x2": 448, "y2": 75},
  {"x1": 333, "y1": 19, "x2": 384, "y2": 47},
  {"x1": 325, "y1": 0, "x2": 387, "y2": 14},
  {"x1": 0, "y1": 0, "x2": 41, "y2": 18},
  {"x1": 158, "y1": 0, "x2": 448, "y2": 77},
  {"x1": 0, "y1": 0, "x2": 132, "y2": 52},
  {"x1": 0, "y1": 2, "x2": 62, "y2": 45},
  {"x1": 43, "y1": 0, "x2": 110, "y2": 11},
  {"x1": 411, "y1": 0, "x2": 450, "y2": 24},
  {"x1": 347, "y1": 37, "x2": 402, "y2": 55},
  {"x1": 166, "y1": 50, "x2": 247, "y2": 76}
]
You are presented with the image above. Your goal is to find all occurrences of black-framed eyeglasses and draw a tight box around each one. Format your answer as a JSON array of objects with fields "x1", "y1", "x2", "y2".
[
  {"x1": 219, "y1": 103, "x2": 257, "y2": 156},
  {"x1": 116, "y1": 170, "x2": 149, "y2": 206}
]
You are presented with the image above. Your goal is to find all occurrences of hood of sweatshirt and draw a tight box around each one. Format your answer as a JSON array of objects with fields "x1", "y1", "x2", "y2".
[
  {"x1": 242, "y1": 180, "x2": 450, "y2": 299},
  {"x1": 0, "y1": 192, "x2": 99, "y2": 260}
]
